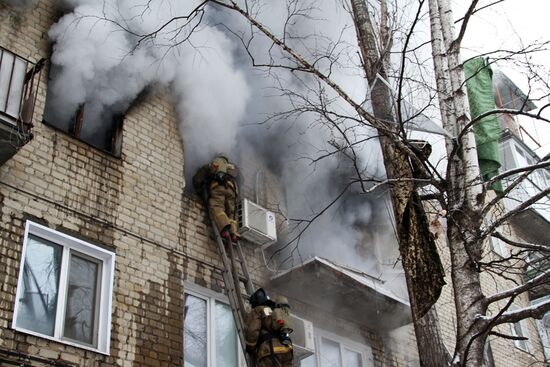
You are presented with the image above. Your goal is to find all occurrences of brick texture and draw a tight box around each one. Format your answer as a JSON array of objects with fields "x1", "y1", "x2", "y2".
[{"x1": 0, "y1": 1, "x2": 545, "y2": 367}]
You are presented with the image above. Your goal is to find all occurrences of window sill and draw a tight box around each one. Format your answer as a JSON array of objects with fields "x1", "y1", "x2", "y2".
[
  {"x1": 13, "y1": 326, "x2": 110, "y2": 355},
  {"x1": 42, "y1": 120, "x2": 122, "y2": 159}
]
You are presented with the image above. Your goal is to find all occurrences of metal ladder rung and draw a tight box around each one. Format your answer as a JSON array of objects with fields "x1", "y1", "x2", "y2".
[{"x1": 204, "y1": 191, "x2": 255, "y2": 367}]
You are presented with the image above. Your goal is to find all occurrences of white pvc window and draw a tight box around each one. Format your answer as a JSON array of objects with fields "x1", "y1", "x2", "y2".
[
  {"x1": 13, "y1": 221, "x2": 115, "y2": 354},
  {"x1": 320, "y1": 337, "x2": 342, "y2": 367},
  {"x1": 510, "y1": 320, "x2": 529, "y2": 351},
  {"x1": 531, "y1": 296, "x2": 550, "y2": 362},
  {"x1": 484, "y1": 219, "x2": 509, "y2": 258},
  {"x1": 489, "y1": 234, "x2": 508, "y2": 257},
  {"x1": 300, "y1": 355, "x2": 317, "y2": 367},
  {"x1": 303, "y1": 329, "x2": 373, "y2": 367},
  {"x1": 509, "y1": 305, "x2": 530, "y2": 352},
  {"x1": 184, "y1": 285, "x2": 243, "y2": 367}
]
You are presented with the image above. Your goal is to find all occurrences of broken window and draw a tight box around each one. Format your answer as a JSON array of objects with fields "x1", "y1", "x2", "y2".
[
  {"x1": 13, "y1": 221, "x2": 115, "y2": 354},
  {"x1": 184, "y1": 287, "x2": 241, "y2": 367},
  {"x1": 42, "y1": 64, "x2": 123, "y2": 156}
]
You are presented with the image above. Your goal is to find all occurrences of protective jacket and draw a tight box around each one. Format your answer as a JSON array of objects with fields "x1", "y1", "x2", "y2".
[
  {"x1": 193, "y1": 155, "x2": 240, "y2": 237},
  {"x1": 245, "y1": 305, "x2": 293, "y2": 367}
]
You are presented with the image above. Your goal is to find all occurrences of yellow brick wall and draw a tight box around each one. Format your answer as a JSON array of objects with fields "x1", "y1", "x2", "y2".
[
  {"x1": 0, "y1": 1, "x2": 269, "y2": 366},
  {"x1": 2, "y1": 1, "x2": 544, "y2": 367}
]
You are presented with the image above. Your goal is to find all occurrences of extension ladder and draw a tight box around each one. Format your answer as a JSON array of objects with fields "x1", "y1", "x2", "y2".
[{"x1": 204, "y1": 193, "x2": 256, "y2": 367}]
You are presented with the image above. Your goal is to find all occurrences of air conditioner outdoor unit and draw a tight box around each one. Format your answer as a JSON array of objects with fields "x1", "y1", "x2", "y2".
[
  {"x1": 238, "y1": 199, "x2": 277, "y2": 248},
  {"x1": 290, "y1": 314, "x2": 315, "y2": 363}
]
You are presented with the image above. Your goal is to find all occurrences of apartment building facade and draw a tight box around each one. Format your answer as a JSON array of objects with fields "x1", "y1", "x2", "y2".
[
  {"x1": 0, "y1": 1, "x2": 417, "y2": 366},
  {"x1": 0, "y1": 1, "x2": 547, "y2": 367}
]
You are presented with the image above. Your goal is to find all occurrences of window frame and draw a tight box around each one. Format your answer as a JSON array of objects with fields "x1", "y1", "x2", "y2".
[
  {"x1": 12, "y1": 221, "x2": 115, "y2": 354},
  {"x1": 530, "y1": 296, "x2": 550, "y2": 361},
  {"x1": 42, "y1": 102, "x2": 124, "y2": 157},
  {"x1": 306, "y1": 328, "x2": 374, "y2": 367},
  {"x1": 183, "y1": 283, "x2": 245, "y2": 367},
  {"x1": 489, "y1": 233, "x2": 508, "y2": 258},
  {"x1": 69, "y1": 103, "x2": 124, "y2": 156},
  {"x1": 484, "y1": 218, "x2": 509, "y2": 258},
  {"x1": 509, "y1": 305, "x2": 531, "y2": 352}
]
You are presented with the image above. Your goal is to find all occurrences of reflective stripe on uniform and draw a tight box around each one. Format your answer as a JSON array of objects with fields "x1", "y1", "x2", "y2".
[{"x1": 272, "y1": 346, "x2": 292, "y2": 353}]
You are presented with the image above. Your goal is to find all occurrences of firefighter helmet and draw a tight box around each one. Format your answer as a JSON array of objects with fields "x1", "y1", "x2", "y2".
[
  {"x1": 249, "y1": 288, "x2": 273, "y2": 308},
  {"x1": 215, "y1": 153, "x2": 230, "y2": 162}
]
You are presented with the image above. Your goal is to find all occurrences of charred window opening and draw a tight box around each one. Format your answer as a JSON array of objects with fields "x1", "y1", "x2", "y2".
[
  {"x1": 67, "y1": 104, "x2": 123, "y2": 156},
  {"x1": 42, "y1": 64, "x2": 124, "y2": 157}
]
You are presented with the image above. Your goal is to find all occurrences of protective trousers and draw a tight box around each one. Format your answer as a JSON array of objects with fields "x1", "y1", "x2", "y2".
[{"x1": 208, "y1": 182, "x2": 238, "y2": 235}]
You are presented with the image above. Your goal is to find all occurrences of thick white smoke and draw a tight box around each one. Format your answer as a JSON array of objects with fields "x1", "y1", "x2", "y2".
[
  {"x1": 211, "y1": 0, "x2": 402, "y2": 279},
  {"x1": 46, "y1": 0, "x2": 249, "y2": 173},
  {"x1": 45, "y1": 0, "x2": 419, "y2": 294}
]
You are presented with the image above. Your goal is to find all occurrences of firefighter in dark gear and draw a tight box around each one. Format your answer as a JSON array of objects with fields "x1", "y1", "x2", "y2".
[{"x1": 245, "y1": 288, "x2": 293, "y2": 367}]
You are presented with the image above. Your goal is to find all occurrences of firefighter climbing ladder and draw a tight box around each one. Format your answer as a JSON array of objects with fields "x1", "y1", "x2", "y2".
[{"x1": 203, "y1": 192, "x2": 256, "y2": 367}]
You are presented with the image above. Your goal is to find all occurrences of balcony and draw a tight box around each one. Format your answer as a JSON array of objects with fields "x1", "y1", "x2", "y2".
[
  {"x1": 0, "y1": 46, "x2": 44, "y2": 166},
  {"x1": 499, "y1": 132, "x2": 550, "y2": 243},
  {"x1": 270, "y1": 257, "x2": 412, "y2": 331}
]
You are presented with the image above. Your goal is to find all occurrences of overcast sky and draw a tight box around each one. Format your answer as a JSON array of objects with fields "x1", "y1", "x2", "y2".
[{"x1": 452, "y1": 0, "x2": 550, "y2": 156}]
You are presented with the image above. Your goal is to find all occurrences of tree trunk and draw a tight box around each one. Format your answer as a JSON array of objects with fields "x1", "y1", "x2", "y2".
[
  {"x1": 416, "y1": 307, "x2": 453, "y2": 366},
  {"x1": 428, "y1": 0, "x2": 488, "y2": 365},
  {"x1": 350, "y1": 1, "x2": 450, "y2": 366}
]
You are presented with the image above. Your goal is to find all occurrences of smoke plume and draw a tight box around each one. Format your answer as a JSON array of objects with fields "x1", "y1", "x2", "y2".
[
  {"x1": 45, "y1": 0, "x2": 414, "y2": 295},
  {"x1": 45, "y1": 0, "x2": 249, "y2": 173}
]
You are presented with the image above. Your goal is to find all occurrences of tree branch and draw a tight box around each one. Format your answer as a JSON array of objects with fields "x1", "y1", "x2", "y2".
[{"x1": 485, "y1": 270, "x2": 550, "y2": 305}]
